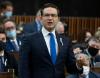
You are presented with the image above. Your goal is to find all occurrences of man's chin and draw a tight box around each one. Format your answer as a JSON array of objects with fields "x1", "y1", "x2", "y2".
[{"x1": 46, "y1": 27, "x2": 55, "y2": 31}]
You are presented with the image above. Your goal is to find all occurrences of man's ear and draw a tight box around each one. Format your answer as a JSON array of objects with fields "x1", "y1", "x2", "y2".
[
  {"x1": 39, "y1": 16, "x2": 42, "y2": 20},
  {"x1": 58, "y1": 17, "x2": 60, "y2": 21}
]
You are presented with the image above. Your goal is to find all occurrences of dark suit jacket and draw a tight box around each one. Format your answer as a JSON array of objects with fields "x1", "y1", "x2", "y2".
[
  {"x1": 5, "y1": 38, "x2": 21, "y2": 52},
  {"x1": 66, "y1": 71, "x2": 100, "y2": 78},
  {"x1": 19, "y1": 32, "x2": 80, "y2": 78},
  {"x1": 95, "y1": 55, "x2": 100, "y2": 62},
  {"x1": 23, "y1": 21, "x2": 42, "y2": 35},
  {"x1": 84, "y1": 50, "x2": 100, "y2": 67},
  {"x1": 3, "y1": 51, "x2": 18, "y2": 76}
]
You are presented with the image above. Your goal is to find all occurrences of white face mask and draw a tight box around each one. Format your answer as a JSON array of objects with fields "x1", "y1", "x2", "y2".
[
  {"x1": 83, "y1": 66, "x2": 90, "y2": 76},
  {"x1": 4, "y1": 11, "x2": 12, "y2": 18},
  {"x1": 6, "y1": 29, "x2": 16, "y2": 38}
]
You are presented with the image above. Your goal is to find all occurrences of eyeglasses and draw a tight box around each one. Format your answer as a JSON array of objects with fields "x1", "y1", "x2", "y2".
[
  {"x1": 5, "y1": 26, "x2": 15, "y2": 31},
  {"x1": 43, "y1": 14, "x2": 58, "y2": 17},
  {"x1": 0, "y1": 37, "x2": 6, "y2": 41}
]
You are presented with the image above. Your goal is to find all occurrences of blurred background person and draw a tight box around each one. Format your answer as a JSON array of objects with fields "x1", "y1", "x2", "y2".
[
  {"x1": 0, "y1": 1, "x2": 13, "y2": 26},
  {"x1": 3, "y1": 19, "x2": 21, "y2": 52},
  {"x1": 55, "y1": 21, "x2": 64, "y2": 34},
  {"x1": 85, "y1": 31, "x2": 92, "y2": 43},
  {"x1": 67, "y1": 53, "x2": 100, "y2": 78},
  {"x1": 55, "y1": 21, "x2": 69, "y2": 36},
  {"x1": 76, "y1": 29, "x2": 93, "y2": 51},
  {"x1": 23, "y1": 9, "x2": 42, "y2": 35},
  {"x1": 95, "y1": 27, "x2": 100, "y2": 41},
  {"x1": 78, "y1": 29, "x2": 93, "y2": 43},
  {"x1": 0, "y1": 27, "x2": 18, "y2": 76},
  {"x1": 84, "y1": 37, "x2": 100, "y2": 67}
]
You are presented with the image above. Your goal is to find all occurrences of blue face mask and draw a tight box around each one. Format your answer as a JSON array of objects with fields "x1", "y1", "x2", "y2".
[
  {"x1": 6, "y1": 30, "x2": 16, "y2": 38},
  {"x1": 4, "y1": 11, "x2": 12, "y2": 18}
]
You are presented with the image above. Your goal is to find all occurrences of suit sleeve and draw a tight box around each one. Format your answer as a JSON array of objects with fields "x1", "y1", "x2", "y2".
[
  {"x1": 19, "y1": 35, "x2": 32, "y2": 78},
  {"x1": 65, "y1": 38, "x2": 81, "y2": 74},
  {"x1": 6, "y1": 53, "x2": 18, "y2": 77}
]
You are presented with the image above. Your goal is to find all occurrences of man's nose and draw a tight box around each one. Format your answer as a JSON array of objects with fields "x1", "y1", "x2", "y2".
[{"x1": 48, "y1": 15, "x2": 53, "y2": 19}]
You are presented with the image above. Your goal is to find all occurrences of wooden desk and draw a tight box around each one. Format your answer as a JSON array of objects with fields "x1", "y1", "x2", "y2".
[
  {"x1": 91, "y1": 67, "x2": 100, "y2": 73},
  {"x1": 0, "y1": 72, "x2": 14, "y2": 78},
  {"x1": 9, "y1": 52, "x2": 19, "y2": 61}
]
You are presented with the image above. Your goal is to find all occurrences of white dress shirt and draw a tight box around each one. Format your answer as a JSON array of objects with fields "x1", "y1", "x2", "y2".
[
  {"x1": 10, "y1": 39, "x2": 19, "y2": 50},
  {"x1": 42, "y1": 27, "x2": 58, "y2": 55},
  {"x1": 0, "y1": 51, "x2": 7, "y2": 66}
]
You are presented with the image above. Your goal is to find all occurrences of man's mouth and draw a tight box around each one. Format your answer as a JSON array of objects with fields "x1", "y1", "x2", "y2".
[{"x1": 47, "y1": 21, "x2": 53, "y2": 25}]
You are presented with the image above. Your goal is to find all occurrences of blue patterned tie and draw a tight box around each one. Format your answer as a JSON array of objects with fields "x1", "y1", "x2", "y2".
[
  {"x1": 0, "y1": 56, "x2": 4, "y2": 71},
  {"x1": 49, "y1": 33, "x2": 56, "y2": 64},
  {"x1": 12, "y1": 41, "x2": 19, "y2": 51}
]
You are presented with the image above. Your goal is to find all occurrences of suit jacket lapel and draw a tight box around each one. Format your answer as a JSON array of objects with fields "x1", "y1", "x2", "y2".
[
  {"x1": 8, "y1": 40, "x2": 15, "y2": 50},
  {"x1": 55, "y1": 34, "x2": 65, "y2": 64},
  {"x1": 56, "y1": 34, "x2": 62, "y2": 55},
  {"x1": 89, "y1": 72, "x2": 96, "y2": 78},
  {"x1": 16, "y1": 38, "x2": 21, "y2": 46},
  {"x1": 38, "y1": 32, "x2": 53, "y2": 64},
  {"x1": 4, "y1": 52, "x2": 8, "y2": 69},
  {"x1": 38, "y1": 32, "x2": 64, "y2": 64}
]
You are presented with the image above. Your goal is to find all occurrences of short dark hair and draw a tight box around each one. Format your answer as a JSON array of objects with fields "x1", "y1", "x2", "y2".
[
  {"x1": 3, "y1": 18, "x2": 15, "y2": 25},
  {"x1": 0, "y1": 1, "x2": 13, "y2": 9},
  {"x1": 40, "y1": 3, "x2": 59, "y2": 16},
  {"x1": 3, "y1": 18, "x2": 16, "y2": 29}
]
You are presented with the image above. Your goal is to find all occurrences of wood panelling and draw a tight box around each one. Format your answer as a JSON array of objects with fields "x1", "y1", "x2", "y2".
[{"x1": 13, "y1": 16, "x2": 100, "y2": 40}]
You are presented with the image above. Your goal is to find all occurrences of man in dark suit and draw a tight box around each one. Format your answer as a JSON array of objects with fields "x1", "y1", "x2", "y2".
[
  {"x1": 23, "y1": 10, "x2": 42, "y2": 35},
  {"x1": 3, "y1": 19, "x2": 21, "y2": 52},
  {"x1": 66, "y1": 53, "x2": 100, "y2": 78},
  {"x1": 19, "y1": 3, "x2": 86, "y2": 78},
  {"x1": 84, "y1": 37, "x2": 100, "y2": 67},
  {"x1": 0, "y1": 27, "x2": 18, "y2": 76}
]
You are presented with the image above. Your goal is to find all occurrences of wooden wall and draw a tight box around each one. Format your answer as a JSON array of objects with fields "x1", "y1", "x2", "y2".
[{"x1": 13, "y1": 16, "x2": 100, "y2": 40}]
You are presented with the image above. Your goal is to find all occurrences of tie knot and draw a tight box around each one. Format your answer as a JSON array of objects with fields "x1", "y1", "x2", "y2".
[
  {"x1": 12, "y1": 40, "x2": 15, "y2": 43},
  {"x1": 49, "y1": 33, "x2": 54, "y2": 37}
]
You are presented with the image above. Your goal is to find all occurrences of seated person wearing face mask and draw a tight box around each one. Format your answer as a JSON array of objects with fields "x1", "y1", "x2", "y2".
[
  {"x1": 0, "y1": 27, "x2": 18, "y2": 76},
  {"x1": 0, "y1": 1, "x2": 13, "y2": 26},
  {"x1": 3, "y1": 19, "x2": 21, "y2": 52},
  {"x1": 84, "y1": 37, "x2": 100, "y2": 67},
  {"x1": 66, "y1": 53, "x2": 100, "y2": 78}
]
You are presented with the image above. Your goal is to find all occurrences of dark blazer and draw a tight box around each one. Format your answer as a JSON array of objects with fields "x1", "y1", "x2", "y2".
[
  {"x1": 3, "y1": 51, "x2": 18, "y2": 76},
  {"x1": 5, "y1": 38, "x2": 21, "y2": 52},
  {"x1": 95, "y1": 55, "x2": 100, "y2": 62},
  {"x1": 19, "y1": 32, "x2": 80, "y2": 78},
  {"x1": 66, "y1": 71, "x2": 100, "y2": 78},
  {"x1": 84, "y1": 50, "x2": 100, "y2": 66},
  {"x1": 23, "y1": 21, "x2": 42, "y2": 35}
]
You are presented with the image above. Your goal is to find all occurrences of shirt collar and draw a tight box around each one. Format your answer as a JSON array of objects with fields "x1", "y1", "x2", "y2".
[
  {"x1": 86, "y1": 49, "x2": 92, "y2": 58},
  {"x1": 0, "y1": 51, "x2": 4, "y2": 56},
  {"x1": 10, "y1": 38, "x2": 17, "y2": 42},
  {"x1": 42, "y1": 26, "x2": 56, "y2": 37}
]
